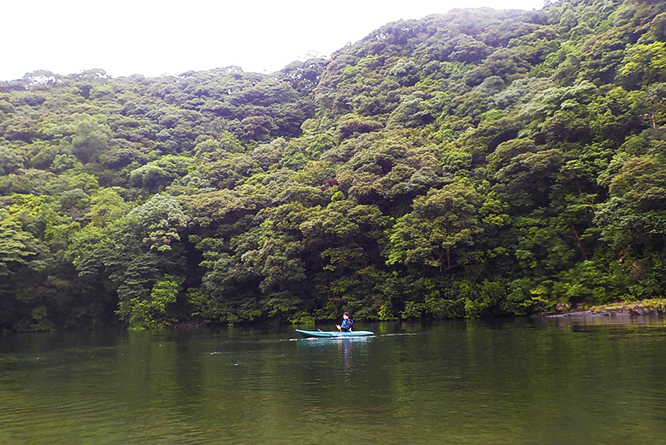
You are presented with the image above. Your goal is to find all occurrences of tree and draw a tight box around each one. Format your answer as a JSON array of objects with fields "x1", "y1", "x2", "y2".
[
  {"x1": 70, "y1": 116, "x2": 112, "y2": 163},
  {"x1": 128, "y1": 194, "x2": 188, "y2": 252},
  {"x1": 387, "y1": 183, "x2": 482, "y2": 271},
  {"x1": 87, "y1": 188, "x2": 130, "y2": 227},
  {"x1": 0, "y1": 209, "x2": 42, "y2": 276},
  {"x1": 596, "y1": 156, "x2": 666, "y2": 255},
  {"x1": 617, "y1": 42, "x2": 666, "y2": 89},
  {"x1": 117, "y1": 275, "x2": 181, "y2": 328}
]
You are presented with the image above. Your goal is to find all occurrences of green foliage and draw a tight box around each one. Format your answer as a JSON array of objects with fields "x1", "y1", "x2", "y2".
[
  {"x1": 128, "y1": 194, "x2": 187, "y2": 252},
  {"x1": 71, "y1": 116, "x2": 112, "y2": 164},
  {"x1": 119, "y1": 275, "x2": 181, "y2": 329},
  {"x1": 2, "y1": 0, "x2": 666, "y2": 330},
  {"x1": 0, "y1": 209, "x2": 42, "y2": 276},
  {"x1": 386, "y1": 183, "x2": 482, "y2": 271},
  {"x1": 130, "y1": 155, "x2": 193, "y2": 192},
  {"x1": 618, "y1": 41, "x2": 666, "y2": 89}
]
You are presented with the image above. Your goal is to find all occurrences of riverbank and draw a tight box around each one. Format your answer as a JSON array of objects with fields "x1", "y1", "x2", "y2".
[{"x1": 543, "y1": 299, "x2": 666, "y2": 318}]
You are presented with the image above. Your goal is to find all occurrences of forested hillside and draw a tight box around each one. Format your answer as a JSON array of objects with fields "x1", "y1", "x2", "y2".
[{"x1": 2, "y1": 0, "x2": 665, "y2": 330}]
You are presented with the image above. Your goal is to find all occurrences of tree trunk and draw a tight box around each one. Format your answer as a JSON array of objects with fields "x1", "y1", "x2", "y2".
[{"x1": 568, "y1": 225, "x2": 587, "y2": 261}]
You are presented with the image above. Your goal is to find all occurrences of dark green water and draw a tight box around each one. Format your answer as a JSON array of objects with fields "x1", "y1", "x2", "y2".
[{"x1": 1, "y1": 316, "x2": 666, "y2": 444}]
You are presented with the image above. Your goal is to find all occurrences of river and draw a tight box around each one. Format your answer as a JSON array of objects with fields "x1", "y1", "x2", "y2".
[{"x1": 1, "y1": 316, "x2": 665, "y2": 444}]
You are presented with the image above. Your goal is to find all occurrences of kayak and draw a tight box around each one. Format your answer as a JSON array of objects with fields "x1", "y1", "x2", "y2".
[{"x1": 295, "y1": 329, "x2": 374, "y2": 338}]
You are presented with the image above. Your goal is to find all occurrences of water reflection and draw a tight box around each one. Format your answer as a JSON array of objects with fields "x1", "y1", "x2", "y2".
[
  {"x1": 297, "y1": 337, "x2": 373, "y2": 377},
  {"x1": 536, "y1": 313, "x2": 666, "y2": 333},
  {"x1": 1, "y1": 320, "x2": 666, "y2": 443}
]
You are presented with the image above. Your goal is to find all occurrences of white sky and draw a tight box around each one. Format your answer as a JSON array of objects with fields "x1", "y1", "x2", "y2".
[{"x1": 1, "y1": 0, "x2": 545, "y2": 81}]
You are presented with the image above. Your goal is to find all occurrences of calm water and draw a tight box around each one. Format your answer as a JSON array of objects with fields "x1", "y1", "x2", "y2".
[{"x1": 1, "y1": 316, "x2": 666, "y2": 444}]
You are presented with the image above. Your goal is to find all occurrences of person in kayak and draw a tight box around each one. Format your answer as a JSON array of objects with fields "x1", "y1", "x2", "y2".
[{"x1": 336, "y1": 312, "x2": 353, "y2": 332}]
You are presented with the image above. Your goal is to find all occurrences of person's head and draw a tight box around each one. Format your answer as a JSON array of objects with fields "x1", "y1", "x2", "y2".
[{"x1": 343, "y1": 312, "x2": 350, "y2": 319}]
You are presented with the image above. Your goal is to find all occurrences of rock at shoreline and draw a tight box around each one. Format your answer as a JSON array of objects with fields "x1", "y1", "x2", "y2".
[{"x1": 541, "y1": 300, "x2": 666, "y2": 319}]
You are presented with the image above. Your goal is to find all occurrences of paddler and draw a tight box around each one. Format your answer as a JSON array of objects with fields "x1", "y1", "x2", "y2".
[{"x1": 336, "y1": 312, "x2": 353, "y2": 332}]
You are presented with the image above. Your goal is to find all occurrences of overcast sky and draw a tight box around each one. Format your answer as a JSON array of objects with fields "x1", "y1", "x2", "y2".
[{"x1": 2, "y1": 0, "x2": 545, "y2": 81}]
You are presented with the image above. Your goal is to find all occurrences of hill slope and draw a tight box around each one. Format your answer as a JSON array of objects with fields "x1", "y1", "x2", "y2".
[{"x1": 1, "y1": 0, "x2": 666, "y2": 329}]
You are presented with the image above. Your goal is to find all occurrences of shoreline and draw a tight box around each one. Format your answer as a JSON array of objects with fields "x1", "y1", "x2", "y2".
[{"x1": 540, "y1": 299, "x2": 666, "y2": 319}]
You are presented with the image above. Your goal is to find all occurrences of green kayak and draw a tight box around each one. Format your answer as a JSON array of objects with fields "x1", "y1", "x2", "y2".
[{"x1": 296, "y1": 329, "x2": 374, "y2": 338}]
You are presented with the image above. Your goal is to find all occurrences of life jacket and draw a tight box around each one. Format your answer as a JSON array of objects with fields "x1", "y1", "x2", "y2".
[{"x1": 341, "y1": 319, "x2": 353, "y2": 331}]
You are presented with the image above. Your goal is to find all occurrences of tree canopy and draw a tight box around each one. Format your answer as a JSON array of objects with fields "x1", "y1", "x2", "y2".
[{"x1": 2, "y1": 0, "x2": 666, "y2": 330}]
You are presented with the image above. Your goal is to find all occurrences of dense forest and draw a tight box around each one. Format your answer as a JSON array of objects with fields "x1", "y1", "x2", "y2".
[{"x1": 1, "y1": 0, "x2": 665, "y2": 330}]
